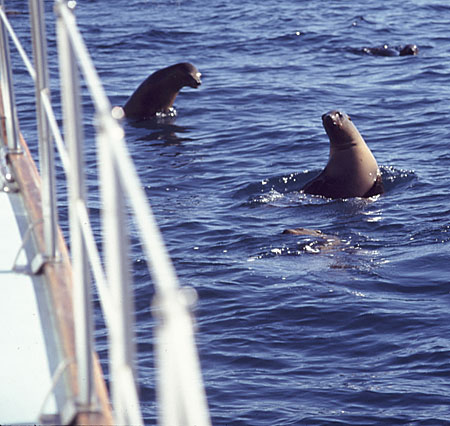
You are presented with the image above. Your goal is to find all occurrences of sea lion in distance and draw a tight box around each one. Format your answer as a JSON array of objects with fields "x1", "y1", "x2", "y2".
[
  {"x1": 282, "y1": 227, "x2": 342, "y2": 252},
  {"x1": 363, "y1": 44, "x2": 419, "y2": 57},
  {"x1": 302, "y1": 110, "x2": 383, "y2": 199},
  {"x1": 123, "y1": 62, "x2": 201, "y2": 119}
]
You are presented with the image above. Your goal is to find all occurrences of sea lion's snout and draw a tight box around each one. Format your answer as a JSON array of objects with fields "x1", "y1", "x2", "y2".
[
  {"x1": 322, "y1": 112, "x2": 333, "y2": 124},
  {"x1": 174, "y1": 62, "x2": 202, "y2": 88},
  {"x1": 322, "y1": 110, "x2": 340, "y2": 126},
  {"x1": 190, "y1": 72, "x2": 202, "y2": 88},
  {"x1": 323, "y1": 110, "x2": 348, "y2": 126},
  {"x1": 322, "y1": 114, "x2": 333, "y2": 129}
]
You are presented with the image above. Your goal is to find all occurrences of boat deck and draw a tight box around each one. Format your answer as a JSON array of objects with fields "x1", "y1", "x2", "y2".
[
  {"x1": 0, "y1": 97, "x2": 112, "y2": 424},
  {"x1": 0, "y1": 189, "x2": 58, "y2": 423}
]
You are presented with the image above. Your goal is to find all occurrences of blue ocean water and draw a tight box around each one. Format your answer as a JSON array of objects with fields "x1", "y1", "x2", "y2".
[{"x1": 8, "y1": 0, "x2": 450, "y2": 424}]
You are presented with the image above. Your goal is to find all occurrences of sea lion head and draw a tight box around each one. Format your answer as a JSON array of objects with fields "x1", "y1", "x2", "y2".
[
  {"x1": 170, "y1": 62, "x2": 202, "y2": 89},
  {"x1": 322, "y1": 110, "x2": 361, "y2": 148},
  {"x1": 399, "y1": 44, "x2": 419, "y2": 56}
]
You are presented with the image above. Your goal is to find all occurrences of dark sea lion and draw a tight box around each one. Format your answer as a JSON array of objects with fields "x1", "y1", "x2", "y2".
[
  {"x1": 123, "y1": 62, "x2": 201, "y2": 119},
  {"x1": 362, "y1": 44, "x2": 419, "y2": 57},
  {"x1": 302, "y1": 110, "x2": 383, "y2": 199},
  {"x1": 399, "y1": 44, "x2": 419, "y2": 56}
]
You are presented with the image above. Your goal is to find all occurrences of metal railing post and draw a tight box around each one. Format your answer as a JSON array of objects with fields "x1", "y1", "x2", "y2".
[
  {"x1": 0, "y1": 0, "x2": 20, "y2": 152},
  {"x1": 29, "y1": 0, "x2": 58, "y2": 259},
  {"x1": 97, "y1": 121, "x2": 139, "y2": 424},
  {"x1": 56, "y1": 0, "x2": 93, "y2": 409}
]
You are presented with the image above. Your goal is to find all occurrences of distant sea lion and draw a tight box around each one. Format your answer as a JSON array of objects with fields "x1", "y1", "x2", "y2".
[
  {"x1": 362, "y1": 44, "x2": 419, "y2": 57},
  {"x1": 282, "y1": 228, "x2": 342, "y2": 253},
  {"x1": 302, "y1": 110, "x2": 383, "y2": 199},
  {"x1": 123, "y1": 62, "x2": 201, "y2": 119},
  {"x1": 282, "y1": 228, "x2": 327, "y2": 237}
]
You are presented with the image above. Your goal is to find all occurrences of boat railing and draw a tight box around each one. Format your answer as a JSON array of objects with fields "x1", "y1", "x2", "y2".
[{"x1": 0, "y1": 1, "x2": 211, "y2": 424}]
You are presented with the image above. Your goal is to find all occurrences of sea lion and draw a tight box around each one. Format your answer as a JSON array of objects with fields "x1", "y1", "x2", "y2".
[
  {"x1": 282, "y1": 227, "x2": 342, "y2": 253},
  {"x1": 123, "y1": 62, "x2": 201, "y2": 119},
  {"x1": 362, "y1": 44, "x2": 419, "y2": 57},
  {"x1": 302, "y1": 110, "x2": 383, "y2": 199}
]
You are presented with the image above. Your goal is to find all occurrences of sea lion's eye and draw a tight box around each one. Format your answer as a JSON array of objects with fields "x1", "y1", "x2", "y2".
[{"x1": 348, "y1": 115, "x2": 352, "y2": 121}]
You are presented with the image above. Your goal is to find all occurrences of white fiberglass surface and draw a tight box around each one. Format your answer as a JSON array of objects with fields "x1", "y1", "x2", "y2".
[{"x1": 0, "y1": 192, "x2": 57, "y2": 423}]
